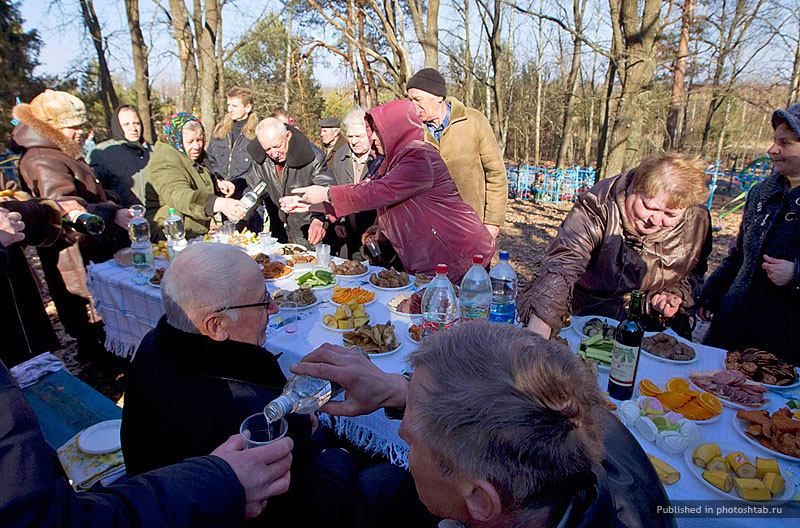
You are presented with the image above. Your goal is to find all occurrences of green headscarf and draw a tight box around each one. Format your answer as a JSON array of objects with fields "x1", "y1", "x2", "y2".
[{"x1": 162, "y1": 112, "x2": 202, "y2": 155}]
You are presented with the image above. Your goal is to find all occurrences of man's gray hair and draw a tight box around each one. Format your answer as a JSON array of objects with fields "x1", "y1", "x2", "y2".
[
  {"x1": 255, "y1": 117, "x2": 288, "y2": 140},
  {"x1": 343, "y1": 107, "x2": 366, "y2": 131},
  {"x1": 408, "y1": 322, "x2": 606, "y2": 519},
  {"x1": 161, "y1": 242, "x2": 257, "y2": 333}
]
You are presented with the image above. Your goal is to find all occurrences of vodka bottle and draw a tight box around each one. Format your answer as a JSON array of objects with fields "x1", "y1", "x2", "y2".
[
  {"x1": 607, "y1": 290, "x2": 645, "y2": 400},
  {"x1": 128, "y1": 206, "x2": 154, "y2": 285},
  {"x1": 489, "y1": 251, "x2": 518, "y2": 324},
  {"x1": 459, "y1": 255, "x2": 492, "y2": 322},
  {"x1": 264, "y1": 375, "x2": 345, "y2": 422},
  {"x1": 163, "y1": 208, "x2": 187, "y2": 260},
  {"x1": 240, "y1": 181, "x2": 267, "y2": 215},
  {"x1": 421, "y1": 264, "x2": 459, "y2": 338},
  {"x1": 64, "y1": 210, "x2": 105, "y2": 236}
]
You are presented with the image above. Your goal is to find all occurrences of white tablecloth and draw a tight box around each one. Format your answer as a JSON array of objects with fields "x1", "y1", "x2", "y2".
[{"x1": 87, "y1": 258, "x2": 800, "y2": 524}]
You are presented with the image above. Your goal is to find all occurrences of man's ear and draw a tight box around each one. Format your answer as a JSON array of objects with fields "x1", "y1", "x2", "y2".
[
  {"x1": 463, "y1": 479, "x2": 503, "y2": 523},
  {"x1": 201, "y1": 313, "x2": 229, "y2": 342},
  {"x1": 245, "y1": 103, "x2": 253, "y2": 115}
]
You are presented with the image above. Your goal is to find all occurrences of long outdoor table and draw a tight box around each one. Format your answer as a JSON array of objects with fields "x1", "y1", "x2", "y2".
[{"x1": 87, "y1": 257, "x2": 800, "y2": 525}]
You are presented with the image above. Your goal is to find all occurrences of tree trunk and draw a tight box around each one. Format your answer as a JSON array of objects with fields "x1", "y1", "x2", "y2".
[
  {"x1": 78, "y1": 0, "x2": 118, "y2": 129},
  {"x1": 555, "y1": 0, "x2": 586, "y2": 168},
  {"x1": 168, "y1": 0, "x2": 198, "y2": 113},
  {"x1": 789, "y1": 23, "x2": 800, "y2": 106},
  {"x1": 714, "y1": 97, "x2": 731, "y2": 162},
  {"x1": 595, "y1": 53, "x2": 616, "y2": 180},
  {"x1": 534, "y1": 0, "x2": 544, "y2": 166},
  {"x1": 285, "y1": 0, "x2": 293, "y2": 110},
  {"x1": 124, "y1": 0, "x2": 154, "y2": 143},
  {"x1": 196, "y1": 0, "x2": 220, "y2": 133},
  {"x1": 462, "y1": 0, "x2": 473, "y2": 107},
  {"x1": 665, "y1": 0, "x2": 693, "y2": 150},
  {"x1": 407, "y1": 0, "x2": 440, "y2": 69}
]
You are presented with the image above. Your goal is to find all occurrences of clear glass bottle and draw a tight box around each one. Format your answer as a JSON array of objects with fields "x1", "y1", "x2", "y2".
[
  {"x1": 459, "y1": 255, "x2": 492, "y2": 322},
  {"x1": 264, "y1": 375, "x2": 345, "y2": 422},
  {"x1": 421, "y1": 264, "x2": 459, "y2": 338},
  {"x1": 607, "y1": 290, "x2": 645, "y2": 400},
  {"x1": 163, "y1": 208, "x2": 187, "y2": 260},
  {"x1": 489, "y1": 251, "x2": 518, "y2": 324},
  {"x1": 128, "y1": 205, "x2": 154, "y2": 285},
  {"x1": 240, "y1": 181, "x2": 267, "y2": 212}
]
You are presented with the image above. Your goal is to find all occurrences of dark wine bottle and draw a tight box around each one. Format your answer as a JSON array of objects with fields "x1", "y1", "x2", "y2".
[
  {"x1": 64, "y1": 210, "x2": 105, "y2": 237},
  {"x1": 607, "y1": 290, "x2": 645, "y2": 400}
]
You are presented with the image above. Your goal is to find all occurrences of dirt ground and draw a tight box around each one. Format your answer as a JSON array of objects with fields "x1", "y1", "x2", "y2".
[{"x1": 40, "y1": 187, "x2": 746, "y2": 403}]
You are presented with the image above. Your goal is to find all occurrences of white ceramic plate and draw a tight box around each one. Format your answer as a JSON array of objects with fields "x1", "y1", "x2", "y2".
[
  {"x1": 276, "y1": 243, "x2": 310, "y2": 255},
  {"x1": 263, "y1": 267, "x2": 295, "y2": 283},
  {"x1": 682, "y1": 441, "x2": 795, "y2": 504},
  {"x1": 571, "y1": 315, "x2": 619, "y2": 339},
  {"x1": 386, "y1": 293, "x2": 422, "y2": 317},
  {"x1": 731, "y1": 415, "x2": 800, "y2": 463},
  {"x1": 319, "y1": 312, "x2": 372, "y2": 333},
  {"x1": 78, "y1": 419, "x2": 122, "y2": 454},
  {"x1": 329, "y1": 293, "x2": 376, "y2": 306},
  {"x1": 640, "y1": 346, "x2": 700, "y2": 365},
  {"x1": 719, "y1": 361, "x2": 800, "y2": 391},
  {"x1": 408, "y1": 324, "x2": 422, "y2": 344},
  {"x1": 368, "y1": 274, "x2": 412, "y2": 291},
  {"x1": 147, "y1": 280, "x2": 161, "y2": 288},
  {"x1": 275, "y1": 298, "x2": 323, "y2": 310},
  {"x1": 688, "y1": 377, "x2": 769, "y2": 411},
  {"x1": 362, "y1": 341, "x2": 403, "y2": 358}
]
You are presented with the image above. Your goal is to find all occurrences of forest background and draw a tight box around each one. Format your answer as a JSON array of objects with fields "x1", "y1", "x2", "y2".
[{"x1": 3, "y1": 0, "x2": 799, "y2": 179}]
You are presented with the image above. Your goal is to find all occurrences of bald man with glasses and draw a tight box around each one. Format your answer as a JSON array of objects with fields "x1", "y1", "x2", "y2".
[{"x1": 121, "y1": 242, "x2": 357, "y2": 526}]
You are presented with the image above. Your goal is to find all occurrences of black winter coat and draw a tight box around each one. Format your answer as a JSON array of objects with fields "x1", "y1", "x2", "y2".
[
  {"x1": 700, "y1": 173, "x2": 800, "y2": 361},
  {"x1": 0, "y1": 359, "x2": 247, "y2": 527},
  {"x1": 121, "y1": 317, "x2": 355, "y2": 526},
  {"x1": 207, "y1": 113, "x2": 258, "y2": 184}
]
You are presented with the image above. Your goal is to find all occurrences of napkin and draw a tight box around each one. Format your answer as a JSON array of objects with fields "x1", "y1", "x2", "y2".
[{"x1": 57, "y1": 429, "x2": 126, "y2": 491}]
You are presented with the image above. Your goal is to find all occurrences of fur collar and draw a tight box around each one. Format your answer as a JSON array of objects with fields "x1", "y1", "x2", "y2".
[
  {"x1": 212, "y1": 112, "x2": 258, "y2": 140},
  {"x1": 12, "y1": 104, "x2": 83, "y2": 159}
]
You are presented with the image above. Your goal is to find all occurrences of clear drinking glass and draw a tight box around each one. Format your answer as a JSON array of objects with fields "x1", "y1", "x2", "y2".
[
  {"x1": 239, "y1": 414, "x2": 288, "y2": 449},
  {"x1": 315, "y1": 243, "x2": 331, "y2": 267},
  {"x1": 280, "y1": 301, "x2": 298, "y2": 333},
  {"x1": 365, "y1": 238, "x2": 381, "y2": 257}
]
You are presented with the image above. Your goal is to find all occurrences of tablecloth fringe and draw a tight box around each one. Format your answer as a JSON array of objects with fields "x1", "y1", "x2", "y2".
[
  {"x1": 320, "y1": 414, "x2": 409, "y2": 468},
  {"x1": 104, "y1": 337, "x2": 137, "y2": 360}
]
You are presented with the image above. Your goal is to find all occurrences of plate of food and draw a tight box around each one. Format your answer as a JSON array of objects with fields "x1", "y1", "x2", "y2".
[
  {"x1": 637, "y1": 378, "x2": 723, "y2": 423},
  {"x1": 330, "y1": 260, "x2": 370, "y2": 278},
  {"x1": 733, "y1": 409, "x2": 800, "y2": 462},
  {"x1": 683, "y1": 441, "x2": 794, "y2": 504},
  {"x1": 321, "y1": 301, "x2": 370, "y2": 332},
  {"x1": 640, "y1": 333, "x2": 699, "y2": 364},
  {"x1": 369, "y1": 270, "x2": 411, "y2": 291},
  {"x1": 576, "y1": 333, "x2": 612, "y2": 371},
  {"x1": 295, "y1": 269, "x2": 337, "y2": 289},
  {"x1": 387, "y1": 290, "x2": 424, "y2": 316},
  {"x1": 272, "y1": 286, "x2": 320, "y2": 309},
  {"x1": 617, "y1": 397, "x2": 703, "y2": 455},
  {"x1": 287, "y1": 254, "x2": 317, "y2": 266},
  {"x1": 261, "y1": 262, "x2": 293, "y2": 281},
  {"x1": 408, "y1": 323, "x2": 423, "y2": 343},
  {"x1": 330, "y1": 286, "x2": 376, "y2": 306},
  {"x1": 724, "y1": 349, "x2": 800, "y2": 390},
  {"x1": 148, "y1": 268, "x2": 166, "y2": 287},
  {"x1": 343, "y1": 322, "x2": 402, "y2": 357},
  {"x1": 227, "y1": 229, "x2": 259, "y2": 247},
  {"x1": 689, "y1": 370, "x2": 769, "y2": 410},
  {"x1": 413, "y1": 273, "x2": 433, "y2": 288},
  {"x1": 276, "y1": 243, "x2": 309, "y2": 256},
  {"x1": 571, "y1": 315, "x2": 619, "y2": 339},
  {"x1": 251, "y1": 252, "x2": 271, "y2": 265}
]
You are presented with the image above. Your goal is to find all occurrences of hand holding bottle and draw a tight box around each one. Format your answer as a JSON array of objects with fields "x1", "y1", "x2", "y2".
[
  {"x1": 649, "y1": 292, "x2": 682, "y2": 318},
  {"x1": 214, "y1": 197, "x2": 248, "y2": 222},
  {"x1": 114, "y1": 207, "x2": 133, "y2": 230},
  {"x1": 0, "y1": 207, "x2": 24, "y2": 246}
]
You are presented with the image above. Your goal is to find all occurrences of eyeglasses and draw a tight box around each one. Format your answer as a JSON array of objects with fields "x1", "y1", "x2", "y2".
[{"x1": 214, "y1": 290, "x2": 275, "y2": 313}]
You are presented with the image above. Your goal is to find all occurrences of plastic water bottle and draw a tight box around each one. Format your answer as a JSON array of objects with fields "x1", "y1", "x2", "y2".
[
  {"x1": 264, "y1": 375, "x2": 345, "y2": 422},
  {"x1": 459, "y1": 255, "x2": 492, "y2": 322},
  {"x1": 128, "y1": 206, "x2": 154, "y2": 285},
  {"x1": 163, "y1": 208, "x2": 187, "y2": 260},
  {"x1": 421, "y1": 264, "x2": 459, "y2": 338},
  {"x1": 489, "y1": 251, "x2": 518, "y2": 324}
]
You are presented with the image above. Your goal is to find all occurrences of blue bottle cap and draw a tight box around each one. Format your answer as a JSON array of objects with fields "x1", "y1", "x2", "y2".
[{"x1": 499, "y1": 251, "x2": 509, "y2": 260}]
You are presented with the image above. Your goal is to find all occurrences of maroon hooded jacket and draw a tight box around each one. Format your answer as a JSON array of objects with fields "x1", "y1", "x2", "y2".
[{"x1": 328, "y1": 100, "x2": 495, "y2": 282}]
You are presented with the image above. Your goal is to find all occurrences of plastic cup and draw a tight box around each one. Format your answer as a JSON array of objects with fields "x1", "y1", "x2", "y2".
[
  {"x1": 365, "y1": 238, "x2": 381, "y2": 257},
  {"x1": 239, "y1": 414, "x2": 287, "y2": 449},
  {"x1": 258, "y1": 232, "x2": 274, "y2": 252},
  {"x1": 315, "y1": 243, "x2": 331, "y2": 267},
  {"x1": 280, "y1": 301, "x2": 298, "y2": 333}
]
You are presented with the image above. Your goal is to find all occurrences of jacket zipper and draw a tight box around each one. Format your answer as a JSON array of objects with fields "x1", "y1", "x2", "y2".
[
  {"x1": 226, "y1": 133, "x2": 242, "y2": 180},
  {"x1": 431, "y1": 227, "x2": 456, "y2": 258}
]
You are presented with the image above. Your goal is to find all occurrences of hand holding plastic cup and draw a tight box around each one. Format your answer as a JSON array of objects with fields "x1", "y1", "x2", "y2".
[
  {"x1": 365, "y1": 238, "x2": 381, "y2": 257},
  {"x1": 239, "y1": 414, "x2": 288, "y2": 449},
  {"x1": 280, "y1": 301, "x2": 298, "y2": 333},
  {"x1": 315, "y1": 243, "x2": 331, "y2": 267}
]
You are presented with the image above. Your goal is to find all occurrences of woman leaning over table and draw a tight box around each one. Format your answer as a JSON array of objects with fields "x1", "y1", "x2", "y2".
[
  {"x1": 521, "y1": 153, "x2": 712, "y2": 340},
  {"x1": 145, "y1": 113, "x2": 246, "y2": 241},
  {"x1": 698, "y1": 103, "x2": 800, "y2": 363}
]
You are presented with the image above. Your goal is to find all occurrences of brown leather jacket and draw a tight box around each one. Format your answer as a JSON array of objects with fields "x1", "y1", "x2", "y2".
[
  {"x1": 518, "y1": 171, "x2": 711, "y2": 333},
  {"x1": 10, "y1": 104, "x2": 125, "y2": 300}
]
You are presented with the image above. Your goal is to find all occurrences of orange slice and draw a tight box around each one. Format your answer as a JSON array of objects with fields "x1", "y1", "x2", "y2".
[
  {"x1": 639, "y1": 379, "x2": 663, "y2": 396},
  {"x1": 698, "y1": 392, "x2": 722, "y2": 415},
  {"x1": 666, "y1": 378, "x2": 690, "y2": 394},
  {"x1": 656, "y1": 391, "x2": 691, "y2": 409}
]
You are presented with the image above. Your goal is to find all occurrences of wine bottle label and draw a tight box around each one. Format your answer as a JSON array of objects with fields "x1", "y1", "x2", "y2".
[
  {"x1": 608, "y1": 342, "x2": 640, "y2": 387},
  {"x1": 66, "y1": 210, "x2": 84, "y2": 223}
]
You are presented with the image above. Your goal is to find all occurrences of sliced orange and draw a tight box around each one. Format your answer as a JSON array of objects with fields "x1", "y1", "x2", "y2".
[
  {"x1": 639, "y1": 379, "x2": 663, "y2": 396},
  {"x1": 656, "y1": 391, "x2": 691, "y2": 409},
  {"x1": 666, "y1": 377, "x2": 690, "y2": 394},
  {"x1": 698, "y1": 393, "x2": 722, "y2": 415}
]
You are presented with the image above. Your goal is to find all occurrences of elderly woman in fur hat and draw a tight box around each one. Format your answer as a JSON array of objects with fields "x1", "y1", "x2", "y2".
[{"x1": 10, "y1": 90, "x2": 132, "y2": 359}]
